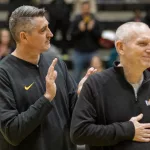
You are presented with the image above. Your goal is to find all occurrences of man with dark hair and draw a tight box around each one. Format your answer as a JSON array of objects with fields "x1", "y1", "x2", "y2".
[
  {"x1": 71, "y1": 22, "x2": 150, "y2": 150},
  {"x1": 0, "y1": 5, "x2": 95, "y2": 150}
]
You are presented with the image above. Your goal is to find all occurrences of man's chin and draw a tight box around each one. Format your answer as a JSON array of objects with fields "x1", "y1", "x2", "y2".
[
  {"x1": 142, "y1": 62, "x2": 150, "y2": 69},
  {"x1": 47, "y1": 43, "x2": 50, "y2": 48},
  {"x1": 44, "y1": 44, "x2": 50, "y2": 51}
]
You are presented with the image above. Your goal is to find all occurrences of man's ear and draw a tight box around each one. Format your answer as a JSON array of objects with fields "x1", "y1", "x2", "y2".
[
  {"x1": 115, "y1": 40, "x2": 124, "y2": 55},
  {"x1": 19, "y1": 31, "x2": 28, "y2": 42}
]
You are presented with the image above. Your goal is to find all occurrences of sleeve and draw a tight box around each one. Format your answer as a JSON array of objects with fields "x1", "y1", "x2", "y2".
[
  {"x1": 0, "y1": 68, "x2": 54, "y2": 146},
  {"x1": 59, "y1": 60, "x2": 78, "y2": 116},
  {"x1": 70, "y1": 76, "x2": 135, "y2": 146}
]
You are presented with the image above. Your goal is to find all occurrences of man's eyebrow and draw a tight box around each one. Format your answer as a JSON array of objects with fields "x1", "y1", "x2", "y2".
[
  {"x1": 137, "y1": 37, "x2": 150, "y2": 41},
  {"x1": 41, "y1": 23, "x2": 49, "y2": 29},
  {"x1": 41, "y1": 25, "x2": 47, "y2": 29}
]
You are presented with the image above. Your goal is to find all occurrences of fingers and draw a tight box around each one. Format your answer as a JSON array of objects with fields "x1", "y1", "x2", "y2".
[
  {"x1": 47, "y1": 58, "x2": 58, "y2": 80},
  {"x1": 142, "y1": 123, "x2": 150, "y2": 129},
  {"x1": 140, "y1": 137, "x2": 150, "y2": 142},
  {"x1": 79, "y1": 67, "x2": 95, "y2": 85},
  {"x1": 51, "y1": 58, "x2": 58, "y2": 67},
  {"x1": 143, "y1": 133, "x2": 150, "y2": 138},
  {"x1": 44, "y1": 58, "x2": 57, "y2": 101},
  {"x1": 53, "y1": 70, "x2": 57, "y2": 81},
  {"x1": 144, "y1": 129, "x2": 150, "y2": 134},
  {"x1": 85, "y1": 67, "x2": 97, "y2": 77},
  {"x1": 136, "y1": 114, "x2": 143, "y2": 121},
  {"x1": 131, "y1": 113, "x2": 150, "y2": 143},
  {"x1": 130, "y1": 113, "x2": 143, "y2": 121},
  {"x1": 77, "y1": 67, "x2": 97, "y2": 95},
  {"x1": 85, "y1": 67, "x2": 94, "y2": 77}
]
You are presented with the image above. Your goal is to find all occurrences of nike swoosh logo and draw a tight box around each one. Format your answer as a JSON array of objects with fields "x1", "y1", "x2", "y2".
[{"x1": 24, "y1": 82, "x2": 34, "y2": 90}]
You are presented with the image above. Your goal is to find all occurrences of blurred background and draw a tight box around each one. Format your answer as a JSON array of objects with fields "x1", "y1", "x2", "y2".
[{"x1": 0, "y1": 0, "x2": 150, "y2": 148}]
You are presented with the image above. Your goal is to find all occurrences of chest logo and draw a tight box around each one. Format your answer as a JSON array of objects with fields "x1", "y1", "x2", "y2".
[
  {"x1": 24, "y1": 82, "x2": 34, "y2": 91},
  {"x1": 145, "y1": 99, "x2": 150, "y2": 106}
]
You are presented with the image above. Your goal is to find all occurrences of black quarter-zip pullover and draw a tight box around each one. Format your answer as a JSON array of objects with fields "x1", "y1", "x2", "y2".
[
  {"x1": 71, "y1": 62, "x2": 150, "y2": 150},
  {"x1": 0, "y1": 51, "x2": 77, "y2": 150}
]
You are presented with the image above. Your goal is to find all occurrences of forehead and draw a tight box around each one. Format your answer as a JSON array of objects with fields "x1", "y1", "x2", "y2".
[
  {"x1": 32, "y1": 16, "x2": 48, "y2": 29},
  {"x1": 1, "y1": 30, "x2": 9, "y2": 35},
  {"x1": 129, "y1": 27, "x2": 150, "y2": 41}
]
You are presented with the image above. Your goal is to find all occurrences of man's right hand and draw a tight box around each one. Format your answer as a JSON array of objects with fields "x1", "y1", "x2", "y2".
[
  {"x1": 44, "y1": 58, "x2": 58, "y2": 101},
  {"x1": 130, "y1": 114, "x2": 150, "y2": 142}
]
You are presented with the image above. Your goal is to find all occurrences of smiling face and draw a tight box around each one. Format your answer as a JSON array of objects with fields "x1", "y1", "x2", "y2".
[
  {"x1": 116, "y1": 24, "x2": 150, "y2": 71},
  {"x1": 19, "y1": 16, "x2": 53, "y2": 54}
]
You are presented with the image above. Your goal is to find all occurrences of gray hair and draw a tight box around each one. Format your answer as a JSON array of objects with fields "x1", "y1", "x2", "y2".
[
  {"x1": 9, "y1": 5, "x2": 46, "y2": 42},
  {"x1": 115, "y1": 22, "x2": 149, "y2": 43}
]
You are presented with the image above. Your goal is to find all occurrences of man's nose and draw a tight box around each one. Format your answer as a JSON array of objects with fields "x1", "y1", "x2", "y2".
[
  {"x1": 146, "y1": 44, "x2": 150, "y2": 52},
  {"x1": 146, "y1": 49, "x2": 150, "y2": 54},
  {"x1": 47, "y1": 28, "x2": 53, "y2": 38},
  {"x1": 49, "y1": 30, "x2": 53, "y2": 38}
]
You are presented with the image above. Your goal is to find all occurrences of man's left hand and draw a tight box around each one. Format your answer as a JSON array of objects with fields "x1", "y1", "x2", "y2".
[{"x1": 77, "y1": 67, "x2": 97, "y2": 95}]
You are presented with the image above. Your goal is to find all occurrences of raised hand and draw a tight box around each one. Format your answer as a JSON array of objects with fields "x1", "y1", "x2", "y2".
[
  {"x1": 44, "y1": 58, "x2": 58, "y2": 101},
  {"x1": 77, "y1": 67, "x2": 97, "y2": 95}
]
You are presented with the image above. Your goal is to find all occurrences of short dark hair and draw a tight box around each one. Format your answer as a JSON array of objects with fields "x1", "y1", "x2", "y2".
[{"x1": 9, "y1": 5, "x2": 46, "y2": 42}]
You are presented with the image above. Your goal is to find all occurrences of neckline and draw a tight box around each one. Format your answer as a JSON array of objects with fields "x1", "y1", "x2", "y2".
[{"x1": 9, "y1": 54, "x2": 42, "y2": 67}]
